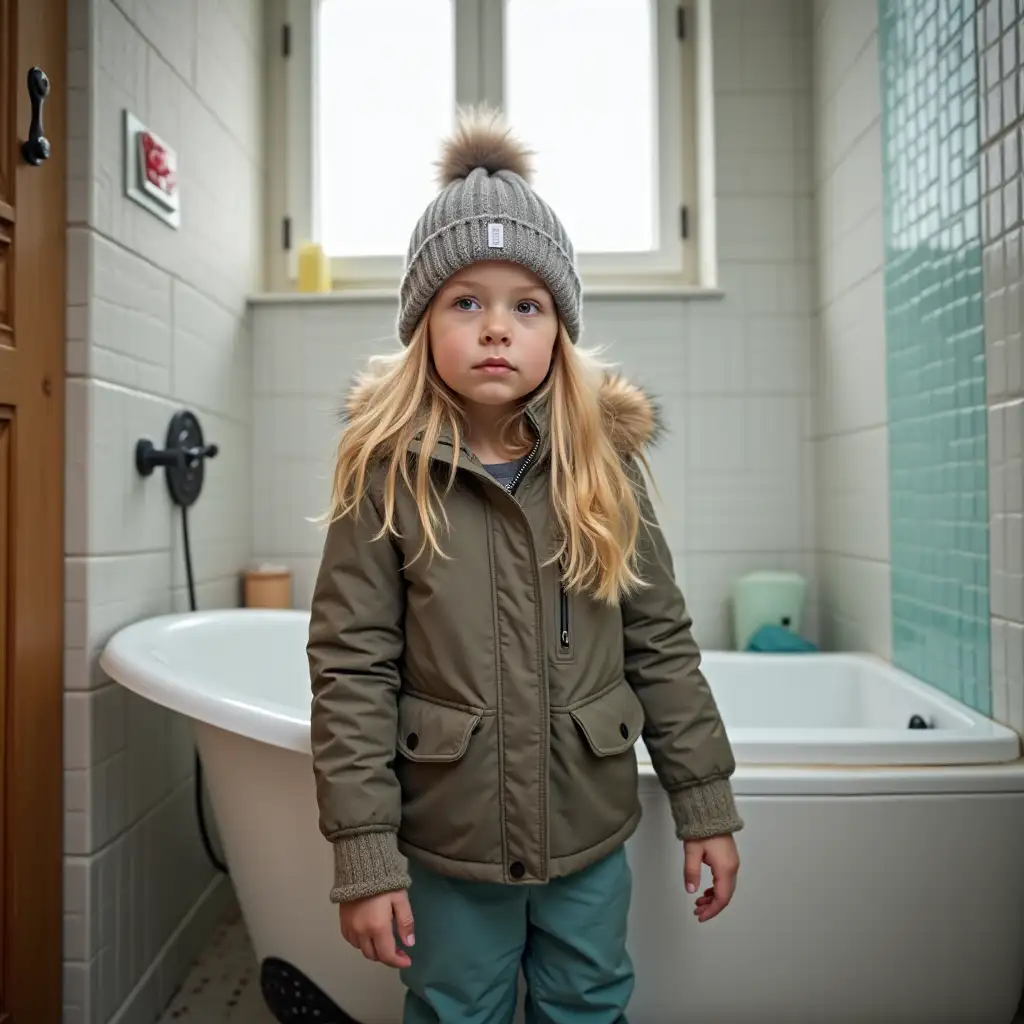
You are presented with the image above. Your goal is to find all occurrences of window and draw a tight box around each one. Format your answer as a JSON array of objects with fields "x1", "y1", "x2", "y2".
[
  {"x1": 504, "y1": 0, "x2": 656, "y2": 254},
  {"x1": 275, "y1": 0, "x2": 717, "y2": 293}
]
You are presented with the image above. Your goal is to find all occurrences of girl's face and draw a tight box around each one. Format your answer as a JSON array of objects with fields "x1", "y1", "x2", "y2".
[{"x1": 428, "y1": 261, "x2": 558, "y2": 415}]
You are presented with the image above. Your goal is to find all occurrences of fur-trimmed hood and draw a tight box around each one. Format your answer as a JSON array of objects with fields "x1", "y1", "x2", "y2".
[
  {"x1": 593, "y1": 371, "x2": 665, "y2": 457},
  {"x1": 343, "y1": 359, "x2": 664, "y2": 459}
]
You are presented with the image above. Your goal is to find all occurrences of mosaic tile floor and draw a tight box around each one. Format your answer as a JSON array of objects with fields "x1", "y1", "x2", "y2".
[{"x1": 157, "y1": 908, "x2": 275, "y2": 1023}]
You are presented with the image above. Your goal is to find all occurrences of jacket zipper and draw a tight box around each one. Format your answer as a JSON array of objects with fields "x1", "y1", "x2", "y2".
[
  {"x1": 502, "y1": 439, "x2": 569, "y2": 652},
  {"x1": 506, "y1": 438, "x2": 541, "y2": 496},
  {"x1": 559, "y1": 584, "x2": 570, "y2": 649}
]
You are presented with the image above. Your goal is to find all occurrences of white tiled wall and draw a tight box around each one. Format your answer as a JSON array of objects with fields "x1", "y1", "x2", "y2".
[
  {"x1": 63, "y1": 1, "x2": 263, "y2": 1021},
  {"x1": 979, "y1": 0, "x2": 1024, "y2": 738},
  {"x1": 250, "y1": 0, "x2": 818, "y2": 651},
  {"x1": 810, "y1": 0, "x2": 891, "y2": 657}
]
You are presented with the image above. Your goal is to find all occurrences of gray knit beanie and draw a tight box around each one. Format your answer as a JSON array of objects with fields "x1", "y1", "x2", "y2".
[{"x1": 397, "y1": 107, "x2": 581, "y2": 346}]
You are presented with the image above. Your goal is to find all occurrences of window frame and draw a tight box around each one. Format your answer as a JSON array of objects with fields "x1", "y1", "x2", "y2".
[{"x1": 267, "y1": 0, "x2": 718, "y2": 295}]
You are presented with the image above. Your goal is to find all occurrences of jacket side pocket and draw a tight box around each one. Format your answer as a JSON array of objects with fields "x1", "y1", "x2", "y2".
[
  {"x1": 548, "y1": 680, "x2": 645, "y2": 859},
  {"x1": 569, "y1": 679, "x2": 646, "y2": 756},
  {"x1": 397, "y1": 693, "x2": 481, "y2": 762},
  {"x1": 395, "y1": 693, "x2": 497, "y2": 865}
]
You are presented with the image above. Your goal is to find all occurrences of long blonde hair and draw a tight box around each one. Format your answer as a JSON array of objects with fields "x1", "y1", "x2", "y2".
[{"x1": 326, "y1": 315, "x2": 649, "y2": 604}]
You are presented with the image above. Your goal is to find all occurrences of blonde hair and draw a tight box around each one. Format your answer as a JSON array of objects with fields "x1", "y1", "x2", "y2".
[{"x1": 326, "y1": 315, "x2": 649, "y2": 604}]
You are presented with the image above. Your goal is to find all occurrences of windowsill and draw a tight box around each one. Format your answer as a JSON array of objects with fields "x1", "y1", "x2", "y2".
[{"x1": 248, "y1": 283, "x2": 725, "y2": 306}]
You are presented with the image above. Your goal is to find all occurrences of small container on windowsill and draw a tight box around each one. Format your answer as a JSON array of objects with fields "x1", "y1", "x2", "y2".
[
  {"x1": 296, "y1": 241, "x2": 331, "y2": 293},
  {"x1": 244, "y1": 565, "x2": 293, "y2": 609}
]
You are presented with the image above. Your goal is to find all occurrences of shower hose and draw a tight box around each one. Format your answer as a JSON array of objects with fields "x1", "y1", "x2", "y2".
[{"x1": 181, "y1": 503, "x2": 229, "y2": 875}]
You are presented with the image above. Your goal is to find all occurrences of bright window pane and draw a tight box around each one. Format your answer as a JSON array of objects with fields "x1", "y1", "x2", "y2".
[
  {"x1": 316, "y1": 0, "x2": 455, "y2": 258},
  {"x1": 504, "y1": 0, "x2": 656, "y2": 254}
]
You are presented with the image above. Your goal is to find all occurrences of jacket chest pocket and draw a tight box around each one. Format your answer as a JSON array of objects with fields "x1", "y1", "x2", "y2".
[{"x1": 555, "y1": 580, "x2": 575, "y2": 662}]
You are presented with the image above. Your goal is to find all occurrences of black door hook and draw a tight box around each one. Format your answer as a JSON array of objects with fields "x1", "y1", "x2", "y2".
[{"x1": 21, "y1": 66, "x2": 51, "y2": 166}]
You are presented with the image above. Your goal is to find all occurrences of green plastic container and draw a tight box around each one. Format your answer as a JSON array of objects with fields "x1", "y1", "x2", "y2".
[{"x1": 731, "y1": 571, "x2": 807, "y2": 651}]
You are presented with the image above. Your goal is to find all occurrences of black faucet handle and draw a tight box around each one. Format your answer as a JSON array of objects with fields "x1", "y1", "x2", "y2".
[{"x1": 184, "y1": 442, "x2": 219, "y2": 464}]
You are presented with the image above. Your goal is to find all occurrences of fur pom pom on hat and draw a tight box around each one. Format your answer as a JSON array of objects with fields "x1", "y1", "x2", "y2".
[
  {"x1": 435, "y1": 107, "x2": 535, "y2": 186},
  {"x1": 398, "y1": 106, "x2": 581, "y2": 346}
]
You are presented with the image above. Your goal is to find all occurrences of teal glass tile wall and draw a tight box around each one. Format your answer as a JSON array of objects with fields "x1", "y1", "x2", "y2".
[{"x1": 878, "y1": 0, "x2": 991, "y2": 712}]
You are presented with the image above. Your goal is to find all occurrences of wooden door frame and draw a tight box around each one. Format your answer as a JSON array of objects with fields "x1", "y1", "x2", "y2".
[{"x1": 2, "y1": 0, "x2": 67, "y2": 1021}]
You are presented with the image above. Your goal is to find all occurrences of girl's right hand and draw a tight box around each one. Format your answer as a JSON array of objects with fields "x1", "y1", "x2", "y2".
[{"x1": 338, "y1": 890, "x2": 416, "y2": 969}]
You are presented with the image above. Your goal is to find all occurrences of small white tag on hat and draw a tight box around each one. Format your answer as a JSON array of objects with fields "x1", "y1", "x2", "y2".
[{"x1": 487, "y1": 222, "x2": 504, "y2": 248}]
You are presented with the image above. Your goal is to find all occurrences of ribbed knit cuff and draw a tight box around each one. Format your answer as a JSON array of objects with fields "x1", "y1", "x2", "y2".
[
  {"x1": 329, "y1": 832, "x2": 411, "y2": 904},
  {"x1": 668, "y1": 778, "x2": 745, "y2": 840}
]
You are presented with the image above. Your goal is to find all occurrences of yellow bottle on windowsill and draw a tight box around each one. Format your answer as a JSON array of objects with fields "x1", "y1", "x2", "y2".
[{"x1": 296, "y1": 241, "x2": 331, "y2": 293}]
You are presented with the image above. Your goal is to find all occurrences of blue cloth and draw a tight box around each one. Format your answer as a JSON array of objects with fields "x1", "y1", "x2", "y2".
[
  {"x1": 483, "y1": 456, "x2": 528, "y2": 491},
  {"x1": 401, "y1": 846, "x2": 635, "y2": 1024},
  {"x1": 745, "y1": 624, "x2": 819, "y2": 653}
]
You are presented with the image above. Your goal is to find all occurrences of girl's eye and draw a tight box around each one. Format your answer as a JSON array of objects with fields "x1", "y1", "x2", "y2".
[
  {"x1": 516, "y1": 300, "x2": 540, "y2": 315},
  {"x1": 455, "y1": 297, "x2": 480, "y2": 311}
]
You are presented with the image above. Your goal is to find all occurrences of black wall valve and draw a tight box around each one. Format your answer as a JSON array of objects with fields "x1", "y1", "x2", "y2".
[{"x1": 135, "y1": 410, "x2": 218, "y2": 509}]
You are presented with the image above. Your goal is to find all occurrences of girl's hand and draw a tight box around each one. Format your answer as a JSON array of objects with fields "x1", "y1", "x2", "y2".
[
  {"x1": 338, "y1": 890, "x2": 415, "y2": 968},
  {"x1": 683, "y1": 834, "x2": 740, "y2": 923}
]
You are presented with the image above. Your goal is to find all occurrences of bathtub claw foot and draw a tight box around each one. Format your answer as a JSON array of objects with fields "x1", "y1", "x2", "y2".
[{"x1": 260, "y1": 957, "x2": 364, "y2": 1024}]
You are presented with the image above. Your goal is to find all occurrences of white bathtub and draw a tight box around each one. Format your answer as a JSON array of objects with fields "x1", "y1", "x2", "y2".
[{"x1": 101, "y1": 608, "x2": 1024, "y2": 1024}]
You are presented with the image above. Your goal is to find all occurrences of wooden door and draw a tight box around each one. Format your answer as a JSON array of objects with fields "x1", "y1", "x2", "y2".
[{"x1": 0, "y1": 0, "x2": 66, "y2": 1021}]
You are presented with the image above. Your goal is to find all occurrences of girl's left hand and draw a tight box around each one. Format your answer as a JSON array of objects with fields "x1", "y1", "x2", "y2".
[{"x1": 683, "y1": 834, "x2": 740, "y2": 923}]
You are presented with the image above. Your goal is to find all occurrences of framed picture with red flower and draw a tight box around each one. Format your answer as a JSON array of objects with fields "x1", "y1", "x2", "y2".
[{"x1": 123, "y1": 110, "x2": 180, "y2": 228}]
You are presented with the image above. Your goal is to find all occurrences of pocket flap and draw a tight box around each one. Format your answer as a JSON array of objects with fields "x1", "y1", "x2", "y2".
[
  {"x1": 570, "y1": 681, "x2": 646, "y2": 757},
  {"x1": 397, "y1": 693, "x2": 482, "y2": 763}
]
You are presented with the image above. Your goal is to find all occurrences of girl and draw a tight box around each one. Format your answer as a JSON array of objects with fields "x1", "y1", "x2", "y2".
[{"x1": 307, "y1": 107, "x2": 743, "y2": 1023}]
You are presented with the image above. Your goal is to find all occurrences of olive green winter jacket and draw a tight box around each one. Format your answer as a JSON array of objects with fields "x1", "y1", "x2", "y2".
[{"x1": 307, "y1": 371, "x2": 743, "y2": 904}]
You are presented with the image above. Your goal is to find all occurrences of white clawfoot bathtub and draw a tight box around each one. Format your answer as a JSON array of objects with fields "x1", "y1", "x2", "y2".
[{"x1": 101, "y1": 608, "x2": 1024, "y2": 1024}]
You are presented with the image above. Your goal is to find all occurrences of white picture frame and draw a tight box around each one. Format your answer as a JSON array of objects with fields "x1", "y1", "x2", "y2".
[{"x1": 123, "y1": 110, "x2": 181, "y2": 229}]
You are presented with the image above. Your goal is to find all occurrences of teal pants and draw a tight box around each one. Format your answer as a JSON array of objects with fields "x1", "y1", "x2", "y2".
[{"x1": 400, "y1": 847, "x2": 634, "y2": 1024}]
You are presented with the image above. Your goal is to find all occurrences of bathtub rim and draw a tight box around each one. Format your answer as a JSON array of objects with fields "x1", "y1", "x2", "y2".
[
  {"x1": 99, "y1": 608, "x2": 1024, "y2": 776},
  {"x1": 187, "y1": 716, "x2": 1024, "y2": 803}
]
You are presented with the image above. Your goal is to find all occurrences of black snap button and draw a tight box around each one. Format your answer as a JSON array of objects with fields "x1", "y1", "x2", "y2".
[
  {"x1": 619, "y1": 722, "x2": 629, "y2": 739},
  {"x1": 406, "y1": 732, "x2": 419, "y2": 750},
  {"x1": 510, "y1": 861, "x2": 525, "y2": 880}
]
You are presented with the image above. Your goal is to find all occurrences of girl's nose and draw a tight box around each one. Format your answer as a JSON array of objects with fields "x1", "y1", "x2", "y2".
[{"x1": 481, "y1": 319, "x2": 511, "y2": 345}]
